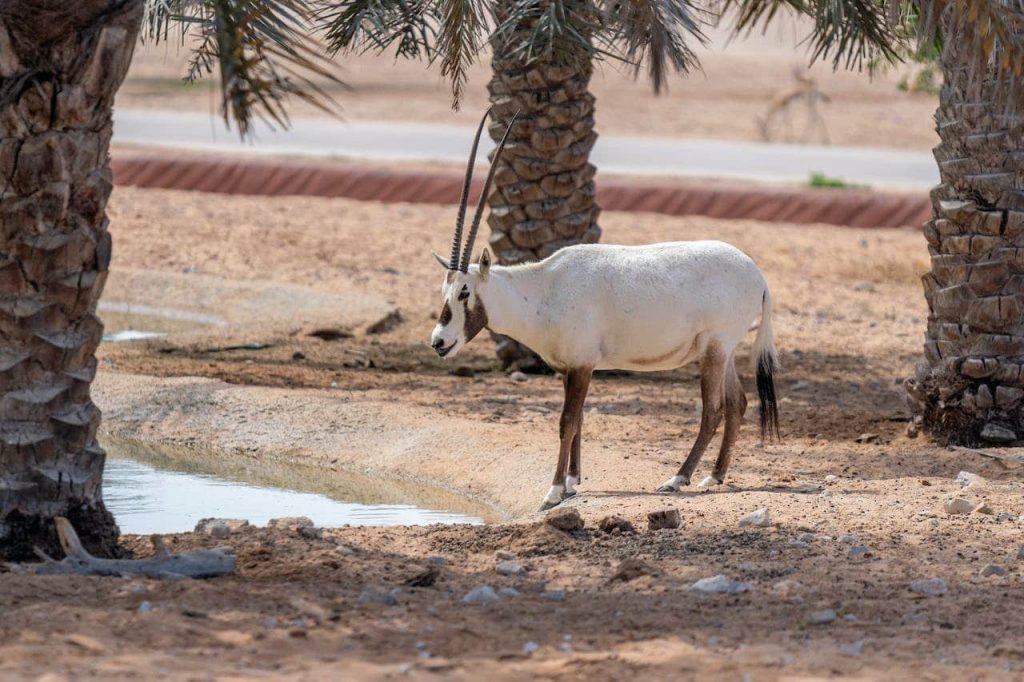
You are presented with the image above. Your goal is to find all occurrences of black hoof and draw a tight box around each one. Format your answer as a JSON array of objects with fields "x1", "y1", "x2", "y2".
[
  {"x1": 656, "y1": 485, "x2": 679, "y2": 494},
  {"x1": 562, "y1": 489, "x2": 577, "y2": 500}
]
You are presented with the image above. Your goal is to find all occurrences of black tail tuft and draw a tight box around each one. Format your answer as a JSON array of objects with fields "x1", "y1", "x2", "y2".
[{"x1": 757, "y1": 350, "x2": 780, "y2": 442}]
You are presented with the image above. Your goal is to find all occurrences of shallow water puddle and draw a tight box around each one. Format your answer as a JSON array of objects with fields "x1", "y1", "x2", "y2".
[{"x1": 103, "y1": 441, "x2": 484, "y2": 534}]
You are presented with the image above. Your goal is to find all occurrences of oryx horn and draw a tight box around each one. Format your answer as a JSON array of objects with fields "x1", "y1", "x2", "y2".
[
  {"x1": 450, "y1": 107, "x2": 493, "y2": 270},
  {"x1": 460, "y1": 110, "x2": 519, "y2": 273}
]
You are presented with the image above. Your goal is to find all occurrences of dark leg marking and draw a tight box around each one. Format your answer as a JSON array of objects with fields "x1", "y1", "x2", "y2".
[
  {"x1": 540, "y1": 367, "x2": 592, "y2": 511},
  {"x1": 711, "y1": 355, "x2": 747, "y2": 484}
]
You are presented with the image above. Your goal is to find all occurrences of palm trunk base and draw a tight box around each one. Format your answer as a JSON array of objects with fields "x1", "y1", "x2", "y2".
[{"x1": 1, "y1": 504, "x2": 122, "y2": 563}]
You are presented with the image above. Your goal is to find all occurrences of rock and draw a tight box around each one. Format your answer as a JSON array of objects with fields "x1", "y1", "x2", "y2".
[
  {"x1": 496, "y1": 561, "x2": 528, "y2": 577},
  {"x1": 495, "y1": 550, "x2": 516, "y2": 561},
  {"x1": 357, "y1": 590, "x2": 398, "y2": 607},
  {"x1": 808, "y1": 609, "x2": 837, "y2": 625},
  {"x1": 194, "y1": 518, "x2": 250, "y2": 537},
  {"x1": 542, "y1": 590, "x2": 566, "y2": 602},
  {"x1": 610, "y1": 558, "x2": 658, "y2": 582},
  {"x1": 979, "y1": 564, "x2": 1007, "y2": 577},
  {"x1": 598, "y1": 515, "x2": 636, "y2": 534},
  {"x1": 404, "y1": 566, "x2": 441, "y2": 587},
  {"x1": 996, "y1": 513, "x2": 1014, "y2": 523},
  {"x1": 462, "y1": 585, "x2": 500, "y2": 604},
  {"x1": 910, "y1": 578, "x2": 948, "y2": 596},
  {"x1": 522, "y1": 641, "x2": 540, "y2": 654},
  {"x1": 689, "y1": 575, "x2": 751, "y2": 594},
  {"x1": 137, "y1": 601, "x2": 153, "y2": 613},
  {"x1": 839, "y1": 640, "x2": 866, "y2": 656},
  {"x1": 854, "y1": 433, "x2": 880, "y2": 444},
  {"x1": 289, "y1": 597, "x2": 331, "y2": 624},
  {"x1": 213, "y1": 630, "x2": 253, "y2": 647},
  {"x1": 847, "y1": 546, "x2": 872, "y2": 560},
  {"x1": 943, "y1": 497, "x2": 976, "y2": 515},
  {"x1": 980, "y1": 422, "x2": 1016, "y2": 443},
  {"x1": 545, "y1": 508, "x2": 584, "y2": 532},
  {"x1": 788, "y1": 540, "x2": 809, "y2": 549},
  {"x1": 956, "y1": 471, "x2": 985, "y2": 488},
  {"x1": 450, "y1": 366, "x2": 475, "y2": 377},
  {"x1": 647, "y1": 509, "x2": 681, "y2": 531},
  {"x1": 973, "y1": 501, "x2": 994, "y2": 515},
  {"x1": 796, "y1": 532, "x2": 816, "y2": 543},
  {"x1": 738, "y1": 508, "x2": 771, "y2": 528},
  {"x1": 497, "y1": 587, "x2": 521, "y2": 598},
  {"x1": 824, "y1": 474, "x2": 839, "y2": 484},
  {"x1": 427, "y1": 555, "x2": 448, "y2": 565},
  {"x1": 291, "y1": 351, "x2": 306, "y2": 361},
  {"x1": 267, "y1": 516, "x2": 315, "y2": 530},
  {"x1": 853, "y1": 280, "x2": 875, "y2": 292},
  {"x1": 300, "y1": 525, "x2": 323, "y2": 539},
  {"x1": 510, "y1": 371, "x2": 529, "y2": 382}
]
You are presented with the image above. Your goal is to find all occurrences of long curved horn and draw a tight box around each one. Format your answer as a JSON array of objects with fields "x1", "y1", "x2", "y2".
[
  {"x1": 460, "y1": 111, "x2": 519, "y2": 273},
  {"x1": 450, "y1": 107, "x2": 492, "y2": 270}
]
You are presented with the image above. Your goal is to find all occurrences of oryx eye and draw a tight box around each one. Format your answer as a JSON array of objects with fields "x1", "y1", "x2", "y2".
[{"x1": 458, "y1": 286, "x2": 469, "y2": 301}]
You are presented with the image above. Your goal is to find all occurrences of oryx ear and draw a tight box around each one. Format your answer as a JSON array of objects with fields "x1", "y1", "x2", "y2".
[
  {"x1": 478, "y1": 248, "x2": 492, "y2": 280},
  {"x1": 431, "y1": 251, "x2": 449, "y2": 269}
]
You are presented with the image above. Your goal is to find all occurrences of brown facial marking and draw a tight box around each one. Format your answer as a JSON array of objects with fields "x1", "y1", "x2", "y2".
[
  {"x1": 462, "y1": 296, "x2": 488, "y2": 342},
  {"x1": 628, "y1": 339, "x2": 692, "y2": 367},
  {"x1": 439, "y1": 302, "x2": 452, "y2": 326}
]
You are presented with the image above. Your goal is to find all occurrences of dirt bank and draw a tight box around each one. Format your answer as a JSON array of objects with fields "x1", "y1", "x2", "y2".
[{"x1": 4, "y1": 188, "x2": 1024, "y2": 679}]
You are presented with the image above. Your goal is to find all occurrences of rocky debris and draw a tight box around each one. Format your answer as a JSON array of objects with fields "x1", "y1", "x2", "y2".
[
  {"x1": 194, "y1": 518, "x2": 249, "y2": 538},
  {"x1": 610, "y1": 558, "x2": 658, "y2": 582},
  {"x1": 980, "y1": 422, "x2": 1016, "y2": 443},
  {"x1": 545, "y1": 508, "x2": 584, "y2": 532},
  {"x1": 910, "y1": 578, "x2": 948, "y2": 596},
  {"x1": 847, "y1": 546, "x2": 872, "y2": 560},
  {"x1": 855, "y1": 433, "x2": 880, "y2": 444},
  {"x1": 509, "y1": 371, "x2": 529, "y2": 383},
  {"x1": 973, "y1": 502, "x2": 994, "y2": 515},
  {"x1": 738, "y1": 508, "x2": 771, "y2": 528},
  {"x1": 404, "y1": 565, "x2": 441, "y2": 587},
  {"x1": 979, "y1": 564, "x2": 1007, "y2": 577},
  {"x1": 496, "y1": 561, "x2": 528, "y2": 577},
  {"x1": 996, "y1": 512, "x2": 1015, "y2": 523},
  {"x1": 522, "y1": 641, "x2": 540, "y2": 655},
  {"x1": 647, "y1": 509, "x2": 681, "y2": 531},
  {"x1": 291, "y1": 351, "x2": 306, "y2": 361},
  {"x1": 808, "y1": 609, "x2": 837, "y2": 625},
  {"x1": 839, "y1": 640, "x2": 866, "y2": 656},
  {"x1": 956, "y1": 471, "x2": 985, "y2": 488},
  {"x1": 943, "y1": 497, "x2": 976, "y2": 515},
  {"x1": 357, "y1": 589, "x2": 399, "y2": 607},
  {"x1": 689, "y1": 575, "x2": 751, "y2": 594},
  {"x1": 462, "y1": 585, "x2": 500, "y2": 604},
  {"x1": 427, "y1": 555, "x2": 447, "y2": 565},
  {"x1": 598, "y1": 515, "x2": 636, "y2": 534},
  {"x1": 365, "y1": 309, "x2": 404, "y2": 335},
  {"x1": 495, "y1": 550, "x2": 516, "y2": 561}
]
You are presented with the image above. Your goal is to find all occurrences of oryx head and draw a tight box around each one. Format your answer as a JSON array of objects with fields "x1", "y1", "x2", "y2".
[{"x1": 431, "y1": 108, "x2": 517, "y2": 358}]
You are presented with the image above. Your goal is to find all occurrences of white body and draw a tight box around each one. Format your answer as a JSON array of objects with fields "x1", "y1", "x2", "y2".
[{"x1": 480, "y1": 241, "x2": 768, "y2": 373}]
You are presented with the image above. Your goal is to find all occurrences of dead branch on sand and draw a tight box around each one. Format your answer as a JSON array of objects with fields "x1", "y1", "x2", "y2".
[{"x1": 9, "y1": 517, "x2": 235, "y2": 580}]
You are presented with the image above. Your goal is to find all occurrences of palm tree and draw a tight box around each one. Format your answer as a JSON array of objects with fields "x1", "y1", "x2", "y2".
[{"x1": 0, "y1": 0, "x2": 336, "y2": 561}]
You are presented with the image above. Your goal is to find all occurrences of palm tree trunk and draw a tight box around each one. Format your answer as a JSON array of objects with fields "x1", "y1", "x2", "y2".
[
  {"x1": 0, "y1": 1, "x2": 142, "y2": 560},
  {"x1": 485, "y1": 0, "x2": 602, "y2": 371},
  {"x1": 906, "y1": 34, "x2": 1024, "y2": 444}
]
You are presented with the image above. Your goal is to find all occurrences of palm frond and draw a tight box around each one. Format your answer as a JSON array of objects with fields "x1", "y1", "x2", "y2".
[
  {"x1": 317, "y1": 0, "x2": 437, "y2": 59},
  {"x1": 144, "y1": 0, "x2": 340, "y2": 138},
  {"x1": 492, "y1": 0, "x2": 605, "y2": 72},
  {"x1": 434, "y1": 0, "x2": 487, "y2": 108},
  {"x1": 600, "y1": 0, "x2": 709, "y2": 93}
]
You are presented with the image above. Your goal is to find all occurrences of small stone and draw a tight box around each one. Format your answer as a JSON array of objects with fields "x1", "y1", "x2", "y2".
[
  {"x1": 824, "y1": 475, "x2": 839, "y2": 484},
  {"x1": 213, "y1": 630, "x2": 253, "y2": 647},
  {"x1": 943, "y1": 497, "x2": 976, "y2": 515},
  {"x1": 808, "y1": 609, "x2": 837, "y2": 625},
  {"x1": 996, "y1": 513, "x2": 1014, "y2": 523},
  {"x1": 497, "y1": 587, "x2": 521, "y2": 598},
  {"x1": 267, "y1": 516, "x2": 315, "y2": 530},
  {"x1": 427, "y1": 555, "x2": 448, "y2": 565},
  {"x1": 542, "y1": 590, "x2": 566, "y2": 602},
  {"x1": 357, "y1": 590, "x2": 398, "y2": 607},
  {"x1": 66, "y1": 633, "x2": 106, "y2": 653},
  {"x1": 853, "y1": 280, "x2": 875, "y2": 292},
  {"x1": 788, "y1": 540, "x2": 809, "y2": 549},
  {"x1": 300, "y1": 525, "x2": 323, "y2": 539},
  {"x1": 510, "y1": 371, "x2": 529, "y2": 382},
  {"x1": 689, "y1": 575, "x2": 751, "y2": 594},
  {"x1": 545, "y1": 508, "x2": 584, "y2": 532},
  {"x1": 611, "y1": 558, "x2": 658, "y2": 582},
  {"x1": 843, "y1": 614, "x2": 857, "y2": 622},
  {"x1": 796, "y1": 532, "x2": 816, "y2": 543},
  {"x1": 772, "y1": 579, "x2": 802, "y2": 599},
  {"x1": 450, "y1": 366, "x2": 474, "y2": 377},
  {"x1": 403, "y1": 565, "x2": 441, "y2": 587},
  {"x1": 819, "y1": 490, "x2": 833, "y2": 498},
  {"x1": 496, "y1": 561, "x2": 527, "y2": 577},
  {"x1": 462, "y1": 585, "x2": 500, "y2": 604},
  {"x1": 522, "y1": 641, "x2": 540, "y2": 654},
  {"x1": 647, "y1": 509, "x2": 681, "y2": 531},
  {"x1": 839, "y1": 640, "x2": 866, "y2": 656},
  {"x1": 495, "y1": 550, "x2": 516, "y2": 561},
  {"x1": 854, "y1": 433, "x2": 880, "y2": 444},
  {"x1": 194, "y1": 518, "x2": 249, "y2": 537},
  {"x1": 291, "y1": 351, "x2": 306, "y2": 361},
  {"x1": 973, "y1": 501, "x2": 994, "y2": 515},
  {"x1": 910, "y1": 578, "x2": 948, "y2": 596},
  {"x1": 847, "y1": 546, "x2": 872, "y2": 560},
  {"x1": 738, "y1": 508, "x2": 771, "y2": 528},
  {"x1": 979, "y1": 564, "x2": 1007, "y2": 577},
  {"x1": 598, "y1": 515, "x2": 635, "y2": 534},
  {"x1": 955, "y1": 471, "x2": 984, "y2": 488},
  {"x1": 980, "y1": 422, "x2": 1016, "y2": 443}
]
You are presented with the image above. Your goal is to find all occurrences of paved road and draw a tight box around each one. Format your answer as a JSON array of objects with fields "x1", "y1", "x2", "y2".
[{"x1": 113, "y1": 109, "x2": 938, "y2": 190}]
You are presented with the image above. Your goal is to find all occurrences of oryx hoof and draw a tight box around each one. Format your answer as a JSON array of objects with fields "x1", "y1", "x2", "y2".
[
  {"x1": 697, "y1": 475, "x2": 723, "y2": 490},
  {"x1": 657, "y1": 475, "x2": 690, "y2": 493},
  {"x1": 538, "y1": 499, "x2": 562, "y2": 512}
]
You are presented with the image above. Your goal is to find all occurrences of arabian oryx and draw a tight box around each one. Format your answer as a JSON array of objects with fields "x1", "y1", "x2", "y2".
[{"x1": 431, "y1": 110, "x2": 780, "y2": 511}]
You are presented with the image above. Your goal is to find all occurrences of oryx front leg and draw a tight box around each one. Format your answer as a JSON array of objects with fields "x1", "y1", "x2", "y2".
[
  {"x1": 541, "y1": 367, "x2": 592, "y2": 511},
  {"x1": 658, "y1": 343, "x2": 726, "y2": 493}
]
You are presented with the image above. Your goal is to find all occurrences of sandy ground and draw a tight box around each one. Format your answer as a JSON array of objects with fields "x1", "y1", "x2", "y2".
[
  {"x1": 120, "y1": 21, "x2": 939, "y2": 151},
  {"x1": 4, "y1": 187, "x2": 1024, "y2": 680}
]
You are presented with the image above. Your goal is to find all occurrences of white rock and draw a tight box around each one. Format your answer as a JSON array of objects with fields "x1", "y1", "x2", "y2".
[
  {"x1": 973, "y1": 501, "x2": 994, "y2": 515},
  {"x1": 943, "y1": 497, "x2": 976, "y2": 515},
  {"x1": 979, "y1": 564, "x2": 1007, "y2": 577},
  {"x1": 522, "y1": 641, "x2": 540, "y2": 654},
  {"x1": 738, "y1": 508, "x2": 771, "y2": 528},
  {"x1": 463, "y1": 585, "x2": 500, "y2": 604},
  {"x1": 955, "y1": 471, "x2": 984, "y2": 488},
  {"x1": 824, "y1": 475, "x2": 839, "y2": 484},
  {"x1": 509, "y1": 371, "x2": 529, "y2": 383},
  {"x1": 808, "y1": 609, "x2": 836, "y2": 625},
  {"x1": 689, "y1": 575, "x2": 751, "y2": 594},
  {"x1": 496, "y1": 561, "x2": 527, "y2": 577},
  {"x1": 909, "y1": 578, "x2": 947, "y2": 596}
]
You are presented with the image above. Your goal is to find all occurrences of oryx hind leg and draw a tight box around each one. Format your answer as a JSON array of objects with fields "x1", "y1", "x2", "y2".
[
  {"x1": 658, "y1": 341, "x2": 726, "y2": 493},
  {"x1": 702, "y1": 354, "x2": 747, "y2": 488}
]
